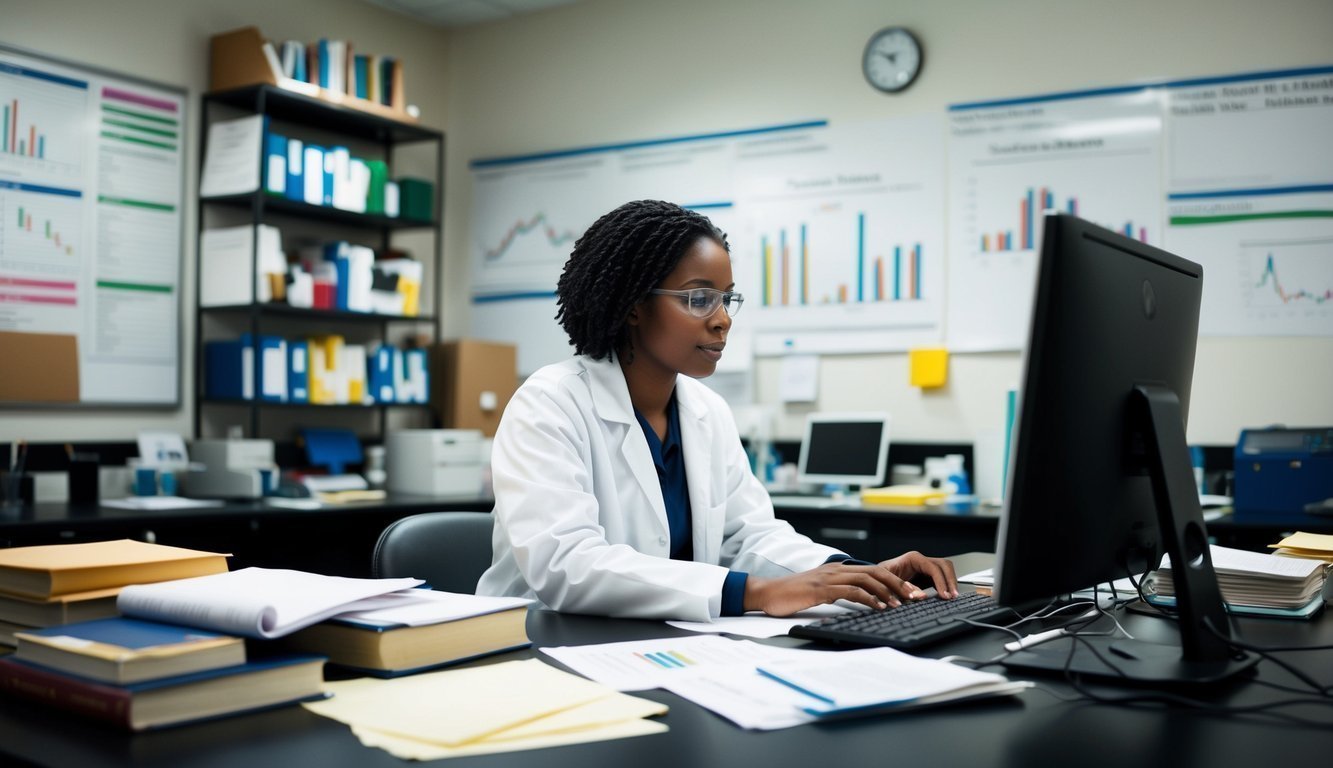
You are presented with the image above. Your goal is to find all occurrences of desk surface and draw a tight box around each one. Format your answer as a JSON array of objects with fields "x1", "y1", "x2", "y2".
[{"x1": 1, "y1": 559, "x2": 1329, "y2": 768}]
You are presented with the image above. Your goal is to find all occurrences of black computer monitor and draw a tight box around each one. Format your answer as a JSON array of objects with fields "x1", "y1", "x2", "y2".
[{"x1": 994, "y1": 213, "x2": 1256, "y2": 684}]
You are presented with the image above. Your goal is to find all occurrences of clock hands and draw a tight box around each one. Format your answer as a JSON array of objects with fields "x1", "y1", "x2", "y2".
[{"x1": 878, "y1": 51, "x2": 899, "y2": 65}]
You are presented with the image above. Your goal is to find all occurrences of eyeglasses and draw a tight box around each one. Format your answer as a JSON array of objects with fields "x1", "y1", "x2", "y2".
[{"x1": 649, "y1": 288, "x2": 745, "y2": 318}]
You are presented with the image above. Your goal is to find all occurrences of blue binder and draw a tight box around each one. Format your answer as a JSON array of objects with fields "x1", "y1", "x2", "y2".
[
  {"x1": 255, "y1": 335, "x2": 287, "y2": 403},
  {"x1": 285, "y1": 137, "x2": 304, "y2": 201},
  {"x1": 288, "y1": 340, "x2": 309, "y2": 403},
  {"x1": 205, "y1": 337, "x2": 252, "y2": 401},
  {"x1": 264, "y1": 132, "x2": 287, "y2": 196},
  {"x1": 369, "y1": 344, "x2": 395, "y2": 404}
]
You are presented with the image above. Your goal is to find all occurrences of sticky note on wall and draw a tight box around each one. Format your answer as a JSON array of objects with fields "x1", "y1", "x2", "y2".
[{"x1": 909, "y1": 348, "x2": 949, "y2": 389}]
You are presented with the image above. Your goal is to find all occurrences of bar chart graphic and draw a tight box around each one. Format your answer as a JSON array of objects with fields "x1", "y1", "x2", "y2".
[
  {"x1": 0, "y1": 62, "x2": 88, "y2": 179},
  {"x1": 2, "y1": 99, "x2": 48, "y2": 158},
  {"x1": 947, "y1": 88, "x2": 1164, "y2": 350},
  {"x1": 758, "y1": 213, "x2": 923, "y2": 307},
  {"x1": 0, "y1": 190, "x2": 82, "y2": 277},
  {"x1": 979, "y1": 187, "x2": 1149, "y2": 252}
]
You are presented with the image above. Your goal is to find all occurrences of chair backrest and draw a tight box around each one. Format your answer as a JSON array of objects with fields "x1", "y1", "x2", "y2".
[{"x1": 372, "y1": 512, "x2": 494, "y2": 594}]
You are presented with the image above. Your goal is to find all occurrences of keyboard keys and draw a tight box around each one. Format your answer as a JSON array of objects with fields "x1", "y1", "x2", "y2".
[{"x1": 790, "y1": 593, "x2": 1012, "y2": 650}]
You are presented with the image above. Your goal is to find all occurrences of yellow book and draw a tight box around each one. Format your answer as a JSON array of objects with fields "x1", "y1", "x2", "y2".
[
  {"x1": 0, "y1": 540, "x2": 230, "y2": 600},
  {"x1": 860, "y1": 485, "x2": 948, "y2": 506}
]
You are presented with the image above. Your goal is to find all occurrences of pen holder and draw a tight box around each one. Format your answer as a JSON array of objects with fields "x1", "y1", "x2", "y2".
[
  {"x1": 68, "y1": 453, "x2": 100, "y2": 506},
  {"x1": 1, "y1": 472, "x2": 35, "y2": 508}
]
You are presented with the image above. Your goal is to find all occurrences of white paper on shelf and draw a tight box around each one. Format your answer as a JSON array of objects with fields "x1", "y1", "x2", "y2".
[{"x1": 199, "y1": 114, "x2": 264, "y2": 197}]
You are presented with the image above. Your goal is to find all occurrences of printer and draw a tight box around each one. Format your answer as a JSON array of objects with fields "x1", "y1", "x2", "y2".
[
  {"x1": 183, "y1": 439, "x2": 278, "y2": 499},
  {"x1": 386, "y1": 429, "x2": 485, "y2": 497},
  {"x1": 1233, "y1": 427, "x2": 1333, "y2": 516}
]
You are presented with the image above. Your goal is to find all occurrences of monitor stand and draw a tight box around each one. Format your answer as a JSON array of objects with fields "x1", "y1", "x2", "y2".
[{"x1": 1002, "y1": 385, "x2": 1258, "y2": 685}]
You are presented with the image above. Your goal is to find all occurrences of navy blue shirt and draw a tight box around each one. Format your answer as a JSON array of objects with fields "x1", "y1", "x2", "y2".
[{"x1": 633, "y1": 396, "x2": 852, "y2": 617}]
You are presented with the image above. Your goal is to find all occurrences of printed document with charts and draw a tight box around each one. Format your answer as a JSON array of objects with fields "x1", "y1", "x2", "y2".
[{"x1": 542, "y1": 635, "x2": 1029, "y2": 730}]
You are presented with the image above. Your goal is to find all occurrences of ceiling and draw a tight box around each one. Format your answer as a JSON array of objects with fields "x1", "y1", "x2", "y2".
[{"x1": 364, "y1": 0, "x2": 584, "y2": 28}]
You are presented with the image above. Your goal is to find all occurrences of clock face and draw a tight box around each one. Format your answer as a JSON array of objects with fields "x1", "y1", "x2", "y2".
[{"x1": 862, "y1": 27, "x2": 922, "y2": 93}]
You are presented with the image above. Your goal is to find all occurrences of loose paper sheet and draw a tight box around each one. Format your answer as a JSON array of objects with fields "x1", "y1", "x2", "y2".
[{"x1": 304, "y1": 658, "x2": 652, "y2": 747}]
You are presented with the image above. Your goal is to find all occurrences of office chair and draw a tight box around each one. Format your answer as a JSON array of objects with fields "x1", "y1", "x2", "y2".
[{"x1": 372, "y1": 511, "x2": 494, "y2": 594}]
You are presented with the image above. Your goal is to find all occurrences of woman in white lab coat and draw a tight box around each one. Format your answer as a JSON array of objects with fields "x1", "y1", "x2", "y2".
[{"x1": 476, "y1": 200, "x2": 958, "y2": 621}]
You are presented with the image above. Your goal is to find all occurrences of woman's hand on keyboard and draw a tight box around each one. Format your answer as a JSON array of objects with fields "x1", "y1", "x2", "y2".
[
  {"x1": 877, "y1": 551, "x2": 960, "y2": 601},
  {"x1": 744, "y1": 561, "x2": 931, "y2": 617}
]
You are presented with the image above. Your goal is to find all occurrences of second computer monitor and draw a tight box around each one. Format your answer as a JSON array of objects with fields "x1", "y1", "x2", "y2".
[{"x1": 796, "y1": 412, "x2": 891, "y2": 489}]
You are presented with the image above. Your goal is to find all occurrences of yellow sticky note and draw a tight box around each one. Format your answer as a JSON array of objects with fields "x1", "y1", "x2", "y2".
[{"x1": 909, "y1": 348, "x2": 948, "y2": 388}]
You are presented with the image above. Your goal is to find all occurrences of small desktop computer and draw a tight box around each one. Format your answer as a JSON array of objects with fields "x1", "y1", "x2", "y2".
[{"x1": 796, "y1": 412, "x2": 891, "y2": 492}]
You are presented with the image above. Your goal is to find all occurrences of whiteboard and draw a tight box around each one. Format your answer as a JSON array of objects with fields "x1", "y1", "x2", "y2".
[{"x1": 0, "y1": 43, "x2": 186, "y2": 406}]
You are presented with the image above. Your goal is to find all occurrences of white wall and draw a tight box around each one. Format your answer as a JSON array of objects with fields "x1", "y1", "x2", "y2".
[
  {"x1": 2, "y1": 0, "x2": 1330, "y2": 449},
  {"x1": 0, "y1": 0, "x2": 451, "y2": 443},
  {"x1": 442, "y1": 0, "x2": 1333, "y2": 444}
]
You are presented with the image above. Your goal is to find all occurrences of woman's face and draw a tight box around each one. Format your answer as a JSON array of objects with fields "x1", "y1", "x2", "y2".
[{"x1": 628, "y1": 236, "x2": 734, "y2": 380}]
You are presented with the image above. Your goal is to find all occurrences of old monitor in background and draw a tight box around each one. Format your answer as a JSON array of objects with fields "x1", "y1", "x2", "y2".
[
  {"x1": 796, "y1": 412, "x2": 891, "y2": 490},
  {"x1": 995, "y1": 213, "x2": 1256, "y2": 684}
]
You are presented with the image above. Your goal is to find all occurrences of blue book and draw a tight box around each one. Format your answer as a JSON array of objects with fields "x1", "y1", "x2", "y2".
[
  {"x1": 14, "y1": 617, "x2": 245, "y2": 684},
  {"x1": 0, "y1": 654, "x2": 326, "y2": 731},
  {"x1": 317, "y1": 39, "x2": 330, "y2": 88},
  {"x1": 354, "y1": 55, "x2": 370, "y2": 99}
]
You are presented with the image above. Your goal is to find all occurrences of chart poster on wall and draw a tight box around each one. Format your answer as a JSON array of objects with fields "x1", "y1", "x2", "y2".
[
  {"x1": 946, "y1": 87, "x2": 1165, "y2": 351},
  {"x1": 1162, "y1": 66, "x2": 1333, "y2": 337},
  {"x1": 0, "y1": 44, "x2": 184, "y2": 405},
  {"x1": 731, "y1": 116, "x2": 945, "y2": 355},
  {"x1": 468, "y1": 123, "x2": 813, "y2": 375}
]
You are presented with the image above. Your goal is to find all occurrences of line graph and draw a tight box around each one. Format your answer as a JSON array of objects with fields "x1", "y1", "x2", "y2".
[{"x1": 483, "y1": 212, "x2": 578, "y2": 263}]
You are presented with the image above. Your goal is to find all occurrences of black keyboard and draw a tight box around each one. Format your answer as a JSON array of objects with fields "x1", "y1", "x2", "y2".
[{"x1": 789, "y1": 592, "x2": 1013, "y2": 650}]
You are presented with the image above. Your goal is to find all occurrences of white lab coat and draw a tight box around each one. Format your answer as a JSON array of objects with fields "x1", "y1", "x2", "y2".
[{"x1": 476, "y1": 355, "x2": 842, "y2": 621}]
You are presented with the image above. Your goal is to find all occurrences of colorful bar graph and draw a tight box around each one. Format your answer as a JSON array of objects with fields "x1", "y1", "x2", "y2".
[
  {"x1": 3, "y1": 99, "x2": 47, "y2": 159},
  {"x1": 17, "y1": 206, "x2": 74, "y2": 255},
  {"x1": 781, "y1": 229, "x2": 789, "y2": 306}
]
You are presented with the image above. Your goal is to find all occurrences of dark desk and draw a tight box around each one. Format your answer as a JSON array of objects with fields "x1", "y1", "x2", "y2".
[
  {"x1": 772, "y1": 498, "x2": 1333, "y2": 559},
  {"x1": 1, "y1": 575, "x2": 1329, "y2": 768},
  {"x1": 0, "y1": 496, "x2": 493, "y2": 576}
]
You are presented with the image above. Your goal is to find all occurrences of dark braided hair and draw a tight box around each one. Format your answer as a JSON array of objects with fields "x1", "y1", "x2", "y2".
[{"x1": 556, "y1": 200, "x2": 729, "y2": 361}]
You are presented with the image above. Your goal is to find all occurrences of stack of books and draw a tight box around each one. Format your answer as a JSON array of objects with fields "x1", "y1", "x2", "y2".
[
  {"x1": 0, "y1": 539, "x2": 230, "y2": 649},
  {"x1": 1146, "y1": 544, "x2": 1328, "y2": 619},
  {"x1": 0, "y1": 617, "x2": 325, "y2": 730}
]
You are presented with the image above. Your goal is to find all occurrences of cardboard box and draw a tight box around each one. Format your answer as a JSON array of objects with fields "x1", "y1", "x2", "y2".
[{"x1": 430, "y1": 340, "x2": 517, "y2": 437}]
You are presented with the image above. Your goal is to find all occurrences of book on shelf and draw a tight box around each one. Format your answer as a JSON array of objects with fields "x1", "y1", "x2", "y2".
[
  {"x1": 283, "y1": 590, "x2": 532, "y2": 677},
  {"x1": 0, "y1": 654, "x2": 326, "y2": 731},
  {"x1": 116, "y1": 567, "x2": 422, "y2": 639},
  {"x1": 755, "y1": 646, "x2": 1031, "y2": 718},
  {"x1": 0, "y1": 589, "x2": 119, "y2": 629},
  {"x1": 0, "y1": 540, "x2": 230, "y2": 601},
  {"x1": 1147, "y1": 543, "x2": 1328, "y2": 611},
  {"x1": 14, "y1": 617, "x2": 245, "y2": 684}
]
